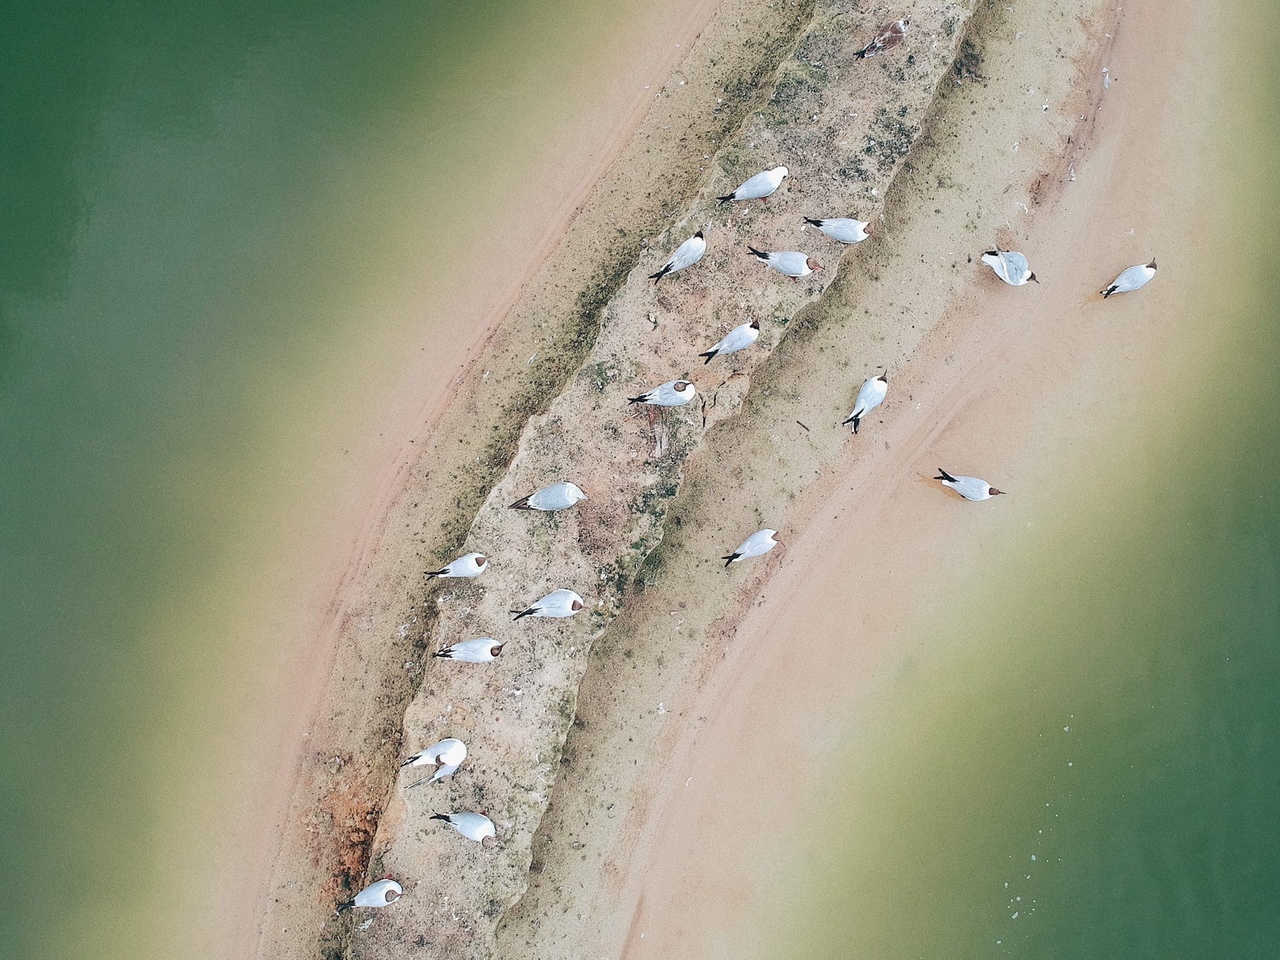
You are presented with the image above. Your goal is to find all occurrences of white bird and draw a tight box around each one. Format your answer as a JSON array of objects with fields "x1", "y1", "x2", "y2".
[
  {"x1": 509, "y1": 481, "x2": 587, "y2": 511},
  {"x1": 717, "y1": 166, "x2": 788, "y2": 203},
  {"x1": 804, "y1": 217, "x2": 872, "y2": 244},
  {"x1": 649, "y1": 230, "x2": 706, "y2": 284},
  {"x1": 430, "y1": 811, "x2": 498, "y2": 846},
  {"x1": 431, "y1": 637, "x2": 505, "y2": 663},
  {"x1": 981, "y1": 248, "x2": 1038, "y2": 286},
  {"x1": 722, "y1": 529, "x2": 780, "y2": 568},
  {"x1": 935, "y1": 468, "x2": 1005, "y2": 501},
  {"x1": 747, "y1": 246, "x2": 823, "y2": 279},
  {"x1": 402, "y1": 738, "x2": 467, "y2": 788},
  {"x1": 512, "y1": 588, "x2": 584, "y2": 621},
  {"x1": 337, "y1": 878, "x2": 403, "y2": 913},
  {"x1": 699, "y1": 320, "x2": 760, "y2": 364},
  {"x1": 1101, "y1": 259, "x2": 1157, "y2": 298},
  {"x1": 842, "y1": 373, "x2": 888, "y2": 434},
  {"x1": 427, "y1": 552, "x2": 487, "y2": 579},
  {"x1": 628, "y1": 380, "x2": 697, "y2": 406},
  {"x1": 856, "y1": 18, "x2": 909, "y2": 58}
]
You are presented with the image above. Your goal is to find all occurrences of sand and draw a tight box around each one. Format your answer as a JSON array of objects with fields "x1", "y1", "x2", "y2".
[
  {"x1": 250, "y1": 0, "x2": 812, "y2": 956},
  {"x1": 496, "y1": 0, "x2": 1217, "y2": 956},
  {"x1": 251, "y1": 0, "x2": 1217, "y2": 956}
]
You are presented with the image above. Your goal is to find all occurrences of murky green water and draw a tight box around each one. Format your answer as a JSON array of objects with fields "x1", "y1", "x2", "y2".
[
  {"x1": 767, "y1": 2, "x2": 1280, "y2": 957},
  {"x1": 0, "y1": 1, "x2": 663, "y2": 957}
]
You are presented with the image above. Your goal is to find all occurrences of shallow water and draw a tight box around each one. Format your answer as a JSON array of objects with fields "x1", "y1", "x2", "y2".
[
  {"x1": 0, "y1": 1, "x2": 676, "y2": 957},
  {"x1": 765, "y1": 1, "x2": 1280, "y2": 956}
]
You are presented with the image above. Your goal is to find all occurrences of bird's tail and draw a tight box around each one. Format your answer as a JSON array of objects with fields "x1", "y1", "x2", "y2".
[
  {"x1": 426, "y1": 569, "x2": 443, "y2": 579},
  {"x1": 509, "y1": 496, "x2": 533, "y2": 510},
  {"x1": 746, "y1": 245, "x2": 768, "y2": 261},
  {"x1": 627, "y1": 395, "x2": 646, "y2": 404},
  {"x1": 511, "y1": 608, "x2": 535, "y2": 621},
  {"x1": 1101, "y1": 285, "x2": 1116, "y2": 298},
  {"x1": 407, "y1": 770, "x2": 442, "y2": 790},
  {"x1": 336, "y1": 899, "x2": 356, "y2": 914},
  {"x1": 935, "y1": 468, "x2": 957, "y2": 483},
  {"x1": 841, "y1": 411, "x2": 861, "y2": 433},
  {"x1": 716, "y1": 194, "x2": 735, "y2": 204},
  {"x1": 648, "y1": 266, "x2": 669, "y2": 284},
  {"x1": 429, "y1": 813, "x2": 450, "y2": 822},
  {"x1": 699, "y1": 350, "x2": 717, "y2": 364},
  {"x1": 855, "y1": 45, "x2": 871, "y2": 59},
  {"x1": 431, "y1": 648, "x2": 451, "y2": 659},
  {"x1": 722, "y1": 554, "x2": 738, "y2": 568},
  {"x1": 804, "y1": 217, "x2": 823, "y2": 227},
  {"x1": 399, "y1": 755, "x2": 417, "y2": 768}
]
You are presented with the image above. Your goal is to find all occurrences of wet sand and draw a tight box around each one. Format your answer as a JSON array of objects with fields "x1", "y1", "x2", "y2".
[
  {"x1": 251, "y1": 0, "x2": 1221, "y2": 955},
  {"x1": 246, "y1": 0, "x2": 808, "y2": 957}
]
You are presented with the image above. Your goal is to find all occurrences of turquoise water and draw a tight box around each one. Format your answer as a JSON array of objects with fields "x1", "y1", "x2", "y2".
[
  {"x1": 0, "y1": 1, "x2": 660, "y2": 957},
  {"x1": 765, "y1": 3, "x2": 1280, "y2": 957}
]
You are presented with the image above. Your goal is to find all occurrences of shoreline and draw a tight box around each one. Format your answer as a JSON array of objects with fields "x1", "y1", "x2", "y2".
[
  {"x1": 499, "y1": 0, "x2": 1219, "y2": 954},
  {"x1": 247, "y1": 0, "x2": 1216, "y2": 955},
  {"x1": 246, "y1": 0, "x2": 813, "y2": 957}
]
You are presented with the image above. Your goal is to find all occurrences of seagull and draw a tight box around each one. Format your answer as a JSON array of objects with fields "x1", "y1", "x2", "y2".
[
  {"x1": 747, "y1": 246, "x2": 823, "y2": 279},
  {"x1": 699, "y1": 321, "x2": 760, "y2": 364},
  {"x1": 337, "y1": 877, "x2": 403, "y2": 913},
  {"x1": 432, "y1": 637, "x2": 505, "y2": 662},
  {"x1": 1101, "y1": 259, "x2": 1157, "y2": 298},
  {"x1": 804, "y1": 217, "x2": 872, "y2": 244},
  {"x1": 402, "y1": 738, "x2": 467, "y2": 788},
  {"x1": 856, "y1": 18, "x2": 909, "y2": 58},
  {"x1": 717, "y1": 166, "x2": 788, "y2": 203},
  {"x1": 649, "y1": 230, "x2": 706, "y2": 284},
  {"x1": 628, "y1": 380, "x2": 697, "y2": 406},
  {"x1": 510, "y1": 481, "x2": 587, "y2": 511},
  {"x1": 427, "y1": 552, "x2": 488, "y2": 579},
  {"x1": 722, "y1": 529, "x2": 780, "y2": 568},
  {"x1": 842, "y1": 373, "x2": 888, "y2": 433},
  {"x1": 981, "y1": 248, "x2": 1038, "y2": 285},
  {"x1": 430, "y1": 811, "x2": 498, "y2": 847},
  {"x1": 935, "y1": 468, "x2": 1004, "y2": 501},
  {"x1": 512, "y1": 588, "x2": 584, "y2": 620}
]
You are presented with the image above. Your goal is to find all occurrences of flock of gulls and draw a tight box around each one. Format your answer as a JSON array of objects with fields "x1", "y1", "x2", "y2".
[{"x1": 337, "y1": 13, "x2": 1159, "y2": 918}]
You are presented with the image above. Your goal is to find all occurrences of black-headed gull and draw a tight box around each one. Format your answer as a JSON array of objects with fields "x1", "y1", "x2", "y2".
[
  {"x1": 935, "y1": 468, "x2": 1004, "y2": 501},
  {"x1": 842, "y1": 373, "x2": 888, "y2": 434},
  {"x1": 337, "y1": 877, "x2": 402, "y2": 913},
  {"x1": 1101, "y1": 260, "x2": 1157, "y2": 298},
  {"x1": 699, "y1": 320, "x2": 760, "y2": 364},
  {"x1": 512, "y1": 588, "x2": 584, "y2": 620},
  {"x1": 722, "y1": 529, "x2": 779, "y2": 568},
  {"x1": 430, "y1": 811, "x2": 498, "y2": 846},
  {"x1": 804, "y1": 217, "x2": 872, "y2": 244},
  {"x1": 856, "y1": 18, "x2": 908, "y2": 58},
  {"x1": 509, "y1": 481, "x2": 587, "y2": 511},
  {"x1": 981, "y1": 248, "x2": 1038, "y2": 286},
  {"x1": 402, "y1": 738, "x2": 467, "y2": 788},
  {"x1": 427, "y1": 552, "x2": 488, "y2": 579},
  {"x1": 628, "y1": 380, "x2": 697, "y2": 406},
  {"x1": 649, "y1": 230, "x2": 706, "y2": 284},
  {"x1": 432, "y1": 637, "x2": 504, "y2": 662},
  {"x1": 717, "y1": 166, "x2": 788, "y2": 203},
  {"x1": 747, "y1": 246, "x2": 822, "y2": 279}
]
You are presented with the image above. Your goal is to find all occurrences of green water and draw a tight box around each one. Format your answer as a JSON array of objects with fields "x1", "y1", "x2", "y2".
[
  {"x1": 768, "y1": 3, "x2": 1280, "y2": 957},
  {"x1": 0, "y1": 1, "x2": 656, "y2": 957}
]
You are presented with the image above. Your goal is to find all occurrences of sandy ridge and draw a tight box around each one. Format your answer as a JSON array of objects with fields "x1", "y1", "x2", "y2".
[{"x1": 356, "y1": 2, "x2": 980, "y2": 957}]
